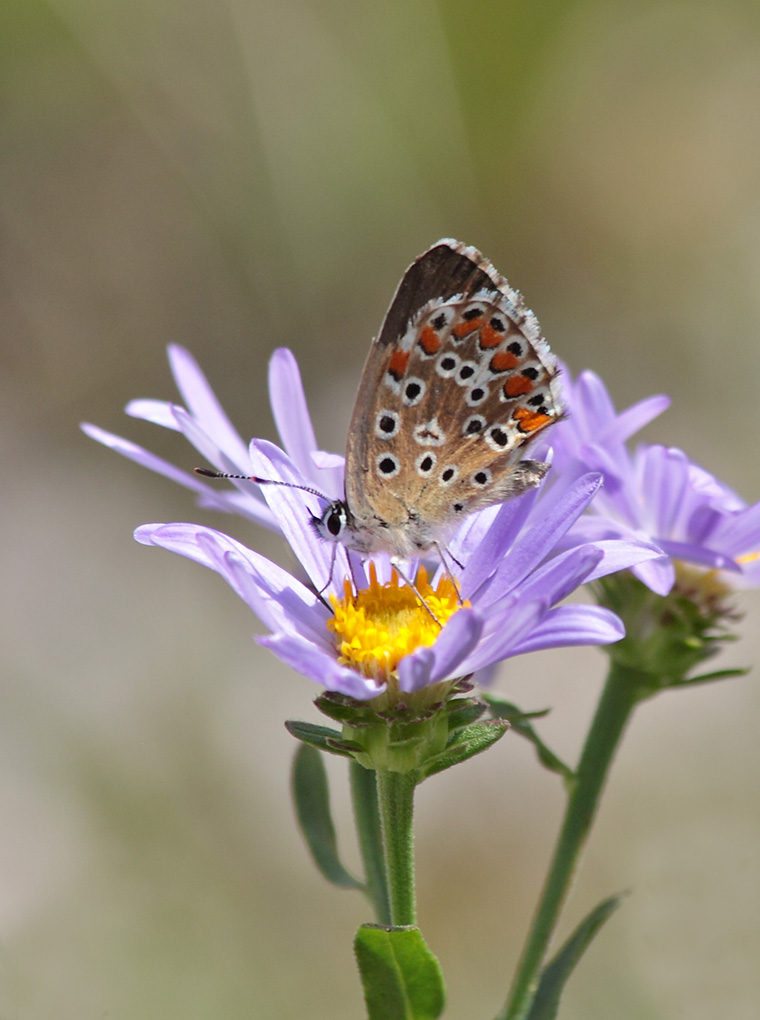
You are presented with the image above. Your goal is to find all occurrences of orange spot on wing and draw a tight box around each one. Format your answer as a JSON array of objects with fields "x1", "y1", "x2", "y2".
[
  {"x1": 513, "y1": 407, "x2": 553, "y2": 433},
  {"x1": 418, "y1": 325, "x2": 441, "y2": 355},
  {"x1": 504, "y1": 375, "x2": 534, "y2": 397},
  {"x1": 489, "y1": 350, "x2": 519, "y2": 373},
  {"x1": 453, "y1": 316, "x2": 484, "y2": 338},
  {"x1": 478, "y1": 323, "x2": 503, "y2": 348},
  {"x1": 387, "y1": 349, "x2": 410, "y2": 380}
]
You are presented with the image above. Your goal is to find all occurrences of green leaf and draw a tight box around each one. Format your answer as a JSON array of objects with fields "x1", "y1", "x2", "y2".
[
  {"x1": 285, "y1": 719, "x2": 357, "y2": 757},
  {"x1": 314, "y1": 692, "x2": 370, "y2": 724},
  {"x1": 291, "y1": 744, "x2": 362, "y2": 889},
  {"x1": 526, "y1": 892, "x2": 626, "y2": 1020},
  {"x1": 421, "y1": 719, "x2": 509, "y2": 779},
  {"x1": 350, "y1": 762, "x2": 391, "y2": 924},
  {"x1": 445, "y1": 698, "x2": 487, "y2": 731},
  {"x1": 483, "y1": 695, "x2": 574, "y2": 781},
  {"x1": 667, "y1": 667, "x2": 749, "y2": 688},
  {"x1": 354, "y1": 924, "x2": 446, "y2": 1020}
]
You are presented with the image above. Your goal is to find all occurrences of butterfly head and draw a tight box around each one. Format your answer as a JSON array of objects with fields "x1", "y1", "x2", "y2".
[
  {"x1": 311, "y1": 499, "x2": 353, "y2": 546},
  {"x1": 312, "y1": 496, "x2": 425, "y2": 557}
]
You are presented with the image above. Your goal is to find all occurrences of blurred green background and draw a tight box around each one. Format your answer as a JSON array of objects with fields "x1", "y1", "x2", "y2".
[{"x1": 2, "y1": 0, "x2": 759, "y2": 1017}]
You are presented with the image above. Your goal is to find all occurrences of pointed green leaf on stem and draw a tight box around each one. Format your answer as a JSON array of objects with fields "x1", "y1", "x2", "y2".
[
  {"x1": 315, "y1": 690, "x2": 376, "y2": 724},
  {"x1": 421, "y1": 719, "x2": 509, "y2": 780},
  {"x1": 354, "y1": 924, "x2": 446, "y2": 1020},
  {"x1": 285, "y1": 719, "x2": 359, "y2": 757},
  {"x1": 526, "y1": 892, "x2": 627, "y2": 1020},
  {"x1": 445, "y1": 698, "x2": 487, "y2": 731},
  {"x1": 666, "y1": 667, "x2": 748, "y2": 688},
  {"x1": 291, "y1": 744, "x2": 362, "y2": 889},
  {"x1": 483, "y1": 695, "x2": 573, "y2": 781},
  {"x1": 350, "y1": 762, "x2": 391, "y2": 924}
]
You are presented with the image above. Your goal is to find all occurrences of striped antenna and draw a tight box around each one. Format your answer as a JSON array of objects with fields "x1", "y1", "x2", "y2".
[{"x1": 194, "y1": 468, "x2": 329, "y2": 501}]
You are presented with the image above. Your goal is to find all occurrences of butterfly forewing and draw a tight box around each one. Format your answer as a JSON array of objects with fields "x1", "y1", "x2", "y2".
[{"x1": 344, "y1": 239, "x2": 563, "y2": 557}]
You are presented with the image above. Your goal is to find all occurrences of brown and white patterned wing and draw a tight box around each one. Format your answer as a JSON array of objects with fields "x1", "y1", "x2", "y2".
[{"x1": 344, "y1": 239, "x2": 564, "y2": 553}]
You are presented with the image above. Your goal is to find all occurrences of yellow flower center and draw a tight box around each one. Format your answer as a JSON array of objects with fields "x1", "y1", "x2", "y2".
[
  {"x1": 327, "y1": 563, "x2": 466, "y2": 683},
  {"x1": 673, "y1": 561, "x2": 733, "y2": 613}
]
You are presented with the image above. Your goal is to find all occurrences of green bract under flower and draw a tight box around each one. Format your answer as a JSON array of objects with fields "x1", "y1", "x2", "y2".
[{"x1": 593, "y1": 566, "x2": 745, "y2": 693}]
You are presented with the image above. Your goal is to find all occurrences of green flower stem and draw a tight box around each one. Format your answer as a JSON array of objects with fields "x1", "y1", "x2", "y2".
[
  {"x1": 376, "y1": 769, "x2": 419, "y2": 926},
  {"x1": 500, "y1": 663, "x2": 645, "y2": 1020},
  {"x1": 350, "y1": 762, "x2": 391, "y2": 925}
]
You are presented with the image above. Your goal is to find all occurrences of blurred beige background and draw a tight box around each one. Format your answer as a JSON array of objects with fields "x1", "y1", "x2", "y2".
[{"x1": 2, "y1": 0, "x2": 759, "y2": 1017}]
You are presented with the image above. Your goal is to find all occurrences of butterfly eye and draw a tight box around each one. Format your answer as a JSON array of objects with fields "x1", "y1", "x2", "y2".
[
  {"x1": 315, "y1": 502, "x2": 348, "y2": 540},
  {"x1": 326, "y1": 509, "x2": 344, "y2": 536},
  {"x1": 312, "y1": 500, "x2": 350, "y2": 545}
]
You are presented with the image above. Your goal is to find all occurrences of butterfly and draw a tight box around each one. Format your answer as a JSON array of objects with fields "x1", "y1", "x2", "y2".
[
  {"x1": 309, "y1": 239, "x2": 564, "y2": 560},
  {"x1": 199, "y1": 239, "x2": 564, "y2": 568}
]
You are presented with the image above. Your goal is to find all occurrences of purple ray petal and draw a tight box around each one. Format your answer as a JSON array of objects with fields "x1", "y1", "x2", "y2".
[
  {"x1": 640, "y1": 446, "x2": 691, "y2": 538},
  {"x1": 168, "y1": 345, "x2": 250, "y2": 466},
  {"x1": 126, "y1": 399, "x2": 181, "y2": 429},
  {"x1": 398, "y1": 647, "x2": 435, "y2": 694},
  {"x1": 309, "y1": 449, "x2": 345, "y2": 500},
  {"x1": 81, "y1": 423, "x2": 272, "y2": 520},
  {"x1": 248, "y1": 439, "x2": 351, "y2": 597},
  {"x1": 516, "y1": 547, "x2": 603, "y2": 606},
  {"x1": 711, "y1": 501, "x2": 760, "y2": 555},
  {"x1": 685, "y1": 502, "x2": 725, "y2": 546},
  {"x1": 458, "y1": 598, "x2": 547, "y2": 675},
  {"x1": 457, "y1": 488, "x2": 541, "y2": 593},
  {"x1": 135, "y1": 522, "x2": 330, "y2": 644},
  {"x1": 257, "y1": 632, "x2": 385, "y2": 700},
  {"x1": 601, "y1": 394, "x2": 670, "y2": 445},
  {"x1": 508, "y1": 605, "x2": 624, "y2": 656},
  {"x1": 581, "y1": 538, "x2": 664, "y2": 582},
  {"x1": 630, "y1": 556, "x2": 674, "y2": 595},
  {"x1": 471, "y1": 662, "x2": 500, "y2": 688},
  {"x1": 574, "y1": 371, "x2": 616, "y2": 431},
  {"x1": 466, "y1": 473, "x2": 602, "y2": 605},
  {"x1": 427, "y1": 608, "x2": 484, "y2": 683},
  {"x1": 398, "y1": 609, "x2": 483, "y2": 692},
  {"x1": 445, "y1": 504, "x2": 500, "y2": 566},
  {"x1": 171, "y1": 405, "x2": 249, "y2": 474},
  {"x1": 268, "y1": 348, "x2": 320, "y2": 483},
  {"x1": 655, "y1": 539, "x2": 738, "y2": 572}
]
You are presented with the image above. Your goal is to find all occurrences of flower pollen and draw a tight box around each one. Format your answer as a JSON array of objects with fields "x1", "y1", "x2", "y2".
[
  {"x1": 328, "y1": 563, "x2": 465, "y2": 682},
  {"x1": 737, "y1": 550, "x2": 760, "y2": 565},
  {"x1": 673, "y1": 562, "x2": 736, "y2": 619}
]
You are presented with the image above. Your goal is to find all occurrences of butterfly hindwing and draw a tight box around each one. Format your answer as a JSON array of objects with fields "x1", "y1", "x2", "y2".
[{"x1": 343, "y1": 239, "x2": 563, "y2": 556}]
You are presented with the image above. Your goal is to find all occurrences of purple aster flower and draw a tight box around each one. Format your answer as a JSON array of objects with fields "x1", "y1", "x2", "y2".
[
  {"x1": 84, "y1": 347, "x2": 661, "y2": 703},
  {"x1": 552, "y1": 368, "x2": 760, "y2": 595}
]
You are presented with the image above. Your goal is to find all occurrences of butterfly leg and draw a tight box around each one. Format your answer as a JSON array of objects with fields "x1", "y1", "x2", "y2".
[
  {"x1": 315, "y1": 541, "x2": 340, "y2": 607},
  {"x1": 433, "y1": 542, "x2": 464, "y2": 604},
  {"x1": 390, "y1": 557, "x2": 443, "y2": 627}
]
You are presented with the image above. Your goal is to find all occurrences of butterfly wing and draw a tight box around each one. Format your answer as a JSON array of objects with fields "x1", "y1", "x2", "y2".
[{"x1": 344, "y1": 239, "x2": 564, "y2": 556}]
